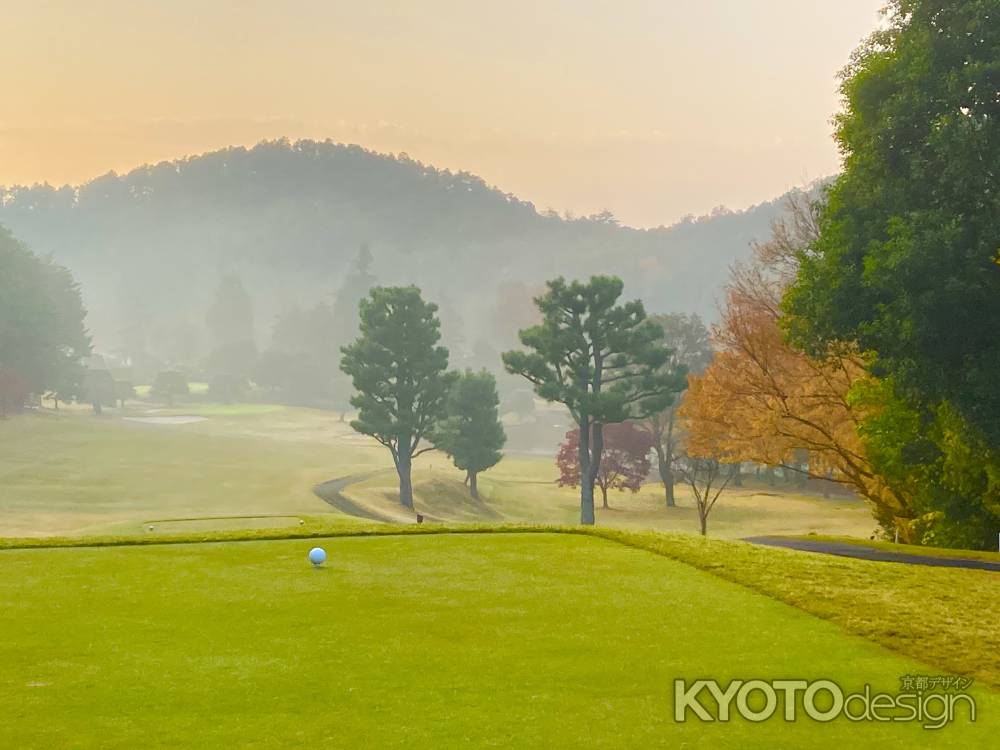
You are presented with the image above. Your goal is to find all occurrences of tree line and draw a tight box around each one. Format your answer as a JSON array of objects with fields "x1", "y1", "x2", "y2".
[
  {"x1": 0, "y1": 136, "x2": 806, "y2": 373},
  {"x1": 679, "y1": 0, "x2": 1000, "y2": 549}
]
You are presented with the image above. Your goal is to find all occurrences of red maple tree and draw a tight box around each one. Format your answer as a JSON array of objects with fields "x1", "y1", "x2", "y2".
[{"x1": 556, "y1": 421, "x2": 653, "y2": 509}]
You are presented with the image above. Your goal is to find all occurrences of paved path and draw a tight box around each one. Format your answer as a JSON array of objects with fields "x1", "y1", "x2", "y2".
[
  {"x1": 744, "y1": 536, "x2": 1000, "y2": 571},
  {"x1": 312, "y1": 470, "x2": 397, "y2": 522},
  {"x1": 314, "y1": 470, "x2": 505, "y2": 524}
]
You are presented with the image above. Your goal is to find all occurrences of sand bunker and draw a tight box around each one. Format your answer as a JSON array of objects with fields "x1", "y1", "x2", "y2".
[{"x1": 124, "y1": 416, "x2": 208, "y2": 425}]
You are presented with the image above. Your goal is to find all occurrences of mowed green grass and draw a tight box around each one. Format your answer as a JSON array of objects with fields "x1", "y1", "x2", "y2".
[
  {"x1": 1, "y1": 407, "x2": 876, "y2": 540},
  {"x1": 1, "y1": 533, "x2": 994, "y2": 748},
  {"x1": 0, "y1": 409, "x2": 383, "y2": 536}
]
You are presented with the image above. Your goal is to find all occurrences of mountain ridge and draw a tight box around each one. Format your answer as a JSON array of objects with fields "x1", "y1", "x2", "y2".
[{"x1": 0, "y1": 138, "x2": 826, "y2": 354}]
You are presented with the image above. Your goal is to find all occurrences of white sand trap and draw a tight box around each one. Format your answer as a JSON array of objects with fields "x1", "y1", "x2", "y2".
[{"x1": 124, "y1": 415, "x2": 208, "y2": 425}]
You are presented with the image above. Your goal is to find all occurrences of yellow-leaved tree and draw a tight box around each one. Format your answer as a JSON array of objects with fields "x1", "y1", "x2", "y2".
[{"x1": 678, "y1": 194, "x2": 916, "y2": 536}]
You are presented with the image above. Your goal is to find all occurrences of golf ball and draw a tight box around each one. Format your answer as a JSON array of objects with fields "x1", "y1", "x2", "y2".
[{"x1": 308, "y1": 547, "x2": 327, "y2": 566}]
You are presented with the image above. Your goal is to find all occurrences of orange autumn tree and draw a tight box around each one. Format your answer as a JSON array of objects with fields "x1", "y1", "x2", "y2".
[{"x1": 678, "y1": 194, "x2": 915, "y2": 534}]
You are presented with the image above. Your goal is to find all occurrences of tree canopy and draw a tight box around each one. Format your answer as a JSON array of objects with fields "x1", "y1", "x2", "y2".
[
  {"x1": 151, "y1": 371, "x2": 190, "y2": 407},
  {"x1": 0, "y1": 225, "x2": 90, "y2": 416},
  {"x1": 681, "y1": 197, "x2": 917, "y2": 535},
  {"x1": 340, "y1": 286, "x2": 456, "y2": 509},
  {"x1": 503, "y1": 276, "x2": 684, "y2": 524},
  {"x1": 781, "y1": 0, "x2": 1000, "y2": 547},
  {"x1": 785, "y1": 0, "x2": 1000, "y2": 448},
  {"x1": 433, "y1": 370, "x2": 507, "y2": 499},
  {"x1": 205, "y1": 273, "x2": 256, "y2": 377},
  {"x1": 84, "y1": 369, "x2": 116, "y2": 416}
]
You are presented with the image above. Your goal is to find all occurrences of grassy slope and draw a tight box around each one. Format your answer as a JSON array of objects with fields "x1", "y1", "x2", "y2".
[
  {"x1": 602, "y1": 529, "x2": 1000, "y2": 690},
  {"x1": 1, "y1": 532, "x2": 993, "y2": 748},
  {"x1": 344, "y1": 455, "x2": 876, "y2": 538}
]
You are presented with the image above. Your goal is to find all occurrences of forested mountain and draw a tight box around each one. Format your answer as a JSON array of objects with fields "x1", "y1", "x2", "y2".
[{"x1": 0, "y1": 138, "x2": 818, "y2": 360}]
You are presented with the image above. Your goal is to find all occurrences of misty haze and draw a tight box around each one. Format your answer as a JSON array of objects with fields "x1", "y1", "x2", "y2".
[{"x1": 1, "y1": 2, "x2": 997, "y2": 748}]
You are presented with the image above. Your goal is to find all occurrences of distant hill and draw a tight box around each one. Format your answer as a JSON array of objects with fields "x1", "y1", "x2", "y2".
[{"x1": 0, "y1": 139, "x2": 822, "y2": 356}]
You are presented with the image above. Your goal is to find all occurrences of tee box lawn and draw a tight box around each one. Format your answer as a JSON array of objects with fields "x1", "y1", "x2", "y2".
[{"x1": 1, "y1": 531, "x2": 995, "y2": 748}]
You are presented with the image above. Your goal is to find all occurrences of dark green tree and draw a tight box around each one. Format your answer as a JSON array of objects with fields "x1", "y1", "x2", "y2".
[
  {"x1": 253, "y1": 350, "x2": 289, "y2": 396},
  {"x1": 206, "y1": 273, "x2": 256, "y2": 375},
  {"x1": 208, "y1": 372, "x2": 248, "y2": 404},
  {"x1": 434, "y1": 370, "x2": 507, "y2": 499},
  {"x1": 783, "y1": 0, "x2": 1000, "y2": 547},
  {"x1": 331, "y1": 243, "x2": 378, "y2": 350},
  {"x1": 114, "y1": 380, "x2": 136, "y2": 408},
  {"x1": 205, "y1": 341, "x2": 257, "y2": 380},
  {"x1": 502, "y1": 276, "x2": 685, "y2": 524},
  {"x1": 340, "y1": 286, "x2": 456, "y2": 509},
  {"x1": 84, "y1": 370, "x2": 116, "y2": 416},
  {"x1": 47, "y1": 367, "x2": 85, "y2": 410},
  {"x1": 850, "y1": 377, "x2": 1000, "y2": 549},
  {"x1": 503, "y1": 388, "x2": 536, "y2": 421},
  {"x1": 259, "y1": 303, "x2": 336, "y2": 405},
  {"x1": 785, "y1": 0, "x2": 1000, "y2": 447},
  {"x1": 151, "y1": 371, "x2": 189, "y2": 407},
  {"x1": 0, "y1": 226, "x2": 90, "y2": 416}
]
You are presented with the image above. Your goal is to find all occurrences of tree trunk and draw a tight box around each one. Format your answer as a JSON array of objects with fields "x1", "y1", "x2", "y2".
[
  {"x1": 93, "y1": 400, "x2": 102, "y2": 416},
  {"x1": 600, "y1": 484, "x2": 609, "y2": 509},
  {"x1": 732, "y1": 464, "x2": 742, "y2": 487},
  {"x1": 339, "y1": 411, "x2": 346, "y2": 422},
  {"x1": 53, "y1": 397, "x2": 60, "y2": 410},
  {"x1": 658, "y1": 449, "x2": 675, "y2": 507},
  {"x1": 699, "y1": 510, "x2": 708, "y2": 536},
  {"x1": 397, "y1": 454, "x2": 414, "y2": 509},
  {"x1": 664, "y1": 407, "x2": 678, "y2": 506},
  {"x1": 581, "y1": 422, "x2": 605, "y2": 525},
  {"x1": 580, "y1": 480, "x2": 596, "y2": 525},
  {"x1": 468, "y1": 471, "x2": 479, "y2": 500},
  {"x1": 577, "y1": 418, "x2": 597, "y2": 525}
]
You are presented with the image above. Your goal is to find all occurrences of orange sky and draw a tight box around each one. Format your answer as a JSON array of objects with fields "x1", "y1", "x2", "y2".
[{"x1": 1, "y1": 1, "x2": 884, "y2": 227}]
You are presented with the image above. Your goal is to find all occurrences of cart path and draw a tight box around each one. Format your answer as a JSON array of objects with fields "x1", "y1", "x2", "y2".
[
  {"x1": 312, "y1": 470, "x2": 397, "y2": 522},
  {"x1": 744, "y1": 536, "x2": 1000, "y2": 571}
]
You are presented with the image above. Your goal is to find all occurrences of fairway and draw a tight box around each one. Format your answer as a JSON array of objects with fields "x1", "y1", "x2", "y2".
[
  {"x1": 1, "y1": 533, "x2": 993, "y2": 748},
  {"x1": 0, "y1": 409, "x2": 382, "y2": 536},
  {"x1": 0, "y1": 409, "x2": 876, "y2": 540}
]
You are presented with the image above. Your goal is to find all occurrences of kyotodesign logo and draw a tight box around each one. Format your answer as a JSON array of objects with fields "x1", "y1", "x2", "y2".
[{"x1": 673, "y1": 676, "x2": 976, "y2": 729}]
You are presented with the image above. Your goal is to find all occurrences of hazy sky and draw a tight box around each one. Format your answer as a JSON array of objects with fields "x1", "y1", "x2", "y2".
[{"x1": 1, "y1": 1, "x2": 884, "y2": 227}]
